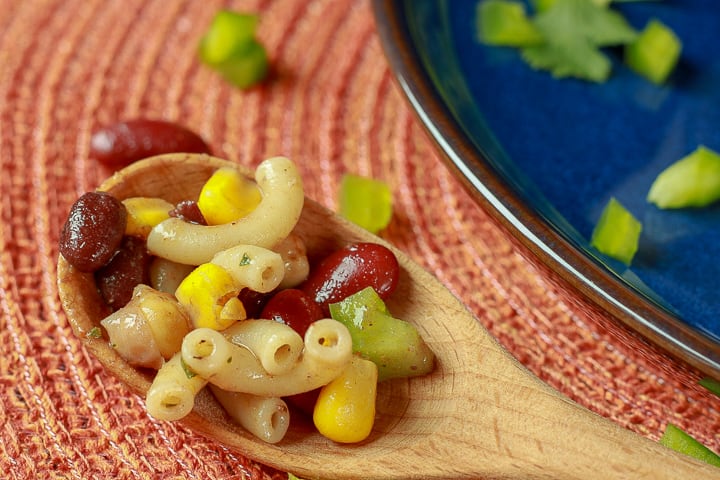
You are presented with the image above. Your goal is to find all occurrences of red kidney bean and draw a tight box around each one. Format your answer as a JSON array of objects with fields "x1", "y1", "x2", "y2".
[
  {"x1": 90, "y1": 119, "x2": 212, "y2": 167},
  {"x1": 301, "y1": 242, "x2": 399, "y2": 315},
  {"x1": 169, "y1": 199, "x2": 207, "y2": 225},
  {"x1": 95, "y1": 236, "x2": 152, "y2": 310},
  {"x1": 260, "y1": 289, "x2": 323, "y2": 337},
  {"x1": 285, "y1": 388, "x2": 320, "y2": 419},
  {"x1": 59, "y1": 191, "x2": 127, "y2": 272}
]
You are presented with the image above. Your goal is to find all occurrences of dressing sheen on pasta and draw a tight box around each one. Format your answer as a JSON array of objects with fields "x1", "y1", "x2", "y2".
[{"x1": 180, "y1": 319, "x2": 353, "y2": 397}]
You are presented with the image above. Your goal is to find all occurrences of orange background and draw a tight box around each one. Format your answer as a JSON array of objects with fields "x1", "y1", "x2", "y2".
[{"x1": 0, "y1": 1, "x2": 717, "y2": 478}]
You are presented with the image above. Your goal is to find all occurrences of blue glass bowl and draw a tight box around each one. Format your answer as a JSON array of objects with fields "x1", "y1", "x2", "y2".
[{"x1": 373, "y1": 0, "x2": 720, "y2": 376}]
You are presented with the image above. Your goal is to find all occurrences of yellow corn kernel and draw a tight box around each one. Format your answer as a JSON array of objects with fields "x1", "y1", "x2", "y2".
[
  {"x1": 122, "y1": 197, "x2": 174, "y2": 238},
  {"x1": 174, "y1": 263, "x2": 246, "y2": 330},
  {"x1": 197, "y1": 167, "x2": 262, "y2": 225},
  {"x1": 313, "y1": 356, "x2": 378, "y2": 443}
]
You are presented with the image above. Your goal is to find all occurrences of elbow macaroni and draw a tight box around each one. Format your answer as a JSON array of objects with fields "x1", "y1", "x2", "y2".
[
  {"x1": 223, "y1": 319, "x2": 304, "y2": 376},
  {"x1": 149, "y1": 257, "x2": 195, "y2": 294},
  {"x1": 180, "y1": 319, "x2": 353, "y2": 397},
  {"x1": 146, "y1": 156, "x2": 304, "y2": 265},
  {"x1": 210, "y1": 244, "x2": 285, "y2": 294},
  {"x1": 272, "y1": 233, "x2": 310, "y2": 289},
  {"x1": 101, "y1": 284, "x2": 191, "y2": 370},
  {"x1": 102, "y1": 305, "x2": 163, "y2": 370},
  {"x1": 146, "y1": 352, "x2": 208, "y2": 421},
  {"x1": 210, "y1": 386, "x2": 290, "y2": 444}
]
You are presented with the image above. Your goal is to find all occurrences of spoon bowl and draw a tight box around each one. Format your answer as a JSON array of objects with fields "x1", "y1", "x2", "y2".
[{"x1": 57, "y1": 153, "x2": 719, "y2": 480}]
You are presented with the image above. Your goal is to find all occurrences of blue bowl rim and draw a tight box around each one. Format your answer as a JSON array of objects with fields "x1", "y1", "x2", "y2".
[{"x1": 371, "y1": 0, "x2": 720, "y2": 377}]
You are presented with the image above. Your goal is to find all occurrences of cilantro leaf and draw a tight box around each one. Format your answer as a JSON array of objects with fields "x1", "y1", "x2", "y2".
[
  {"x1": 180, "y1": 357, "x2": 197, "y2": 379},
  {"x1": 477, "y1": 0, "x2": 675, "y2": 83},
  {"x1": 522, "y1": 34, "x2": 611, "y2": 82},
  {"x1": 518, "y1": 0, "x2": 638, "y2": 82},
  {"x1": 532, "y1": 0, "x2": 637, "y2": 47}
]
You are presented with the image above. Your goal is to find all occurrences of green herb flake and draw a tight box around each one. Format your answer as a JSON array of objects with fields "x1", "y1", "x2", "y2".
[
  {"x1": 535, "y1": 0, "x2": 637, "y2": 46},
  {"x1": 85, "y1": 326, "x2": 103, "y2": 339},
  {"x1": 239, "y1": 253, "x2": 252, "y2": 266},
  {"x1": 180, "y1": 358, "x2": 197, "y2": 379}
]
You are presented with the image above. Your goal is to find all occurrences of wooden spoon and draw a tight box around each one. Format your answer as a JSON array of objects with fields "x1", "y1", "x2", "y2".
[{"x1": 57, "y1": 153, "x2": 719, "y2": 480}]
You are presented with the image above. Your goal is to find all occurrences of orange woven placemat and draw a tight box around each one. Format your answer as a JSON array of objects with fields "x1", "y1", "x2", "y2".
[{"x1": 0, "y1": 0, "x2": 717, "y2": 478}]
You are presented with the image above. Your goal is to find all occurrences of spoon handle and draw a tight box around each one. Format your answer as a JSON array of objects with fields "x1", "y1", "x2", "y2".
[{"x1": 426, "y1": 330, "x2": 720, "y2": 479}]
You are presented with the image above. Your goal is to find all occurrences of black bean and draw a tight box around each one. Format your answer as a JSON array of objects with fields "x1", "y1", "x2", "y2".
[
  {"x1": 95, "y1": 236, "x2": 151, "y2": 310},
  {"x1": 59, "y1": 192, "x2": 127, "y2": 272}
]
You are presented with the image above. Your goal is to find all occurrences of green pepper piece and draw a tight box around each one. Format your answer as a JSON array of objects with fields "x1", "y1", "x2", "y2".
[
  {"x1": 659, "y1": 424, "x2": 720, "y2": 467},
  {"x1": 198, "y1": 11, "x2": 258, "y2": 66},
  {"x1": 647, "y1": 145, "x2": 720, "y2": 209},
  {"x1": 198, "y1": 10, "x2": 268, "y2": 89},
  {"x1": 625, "y1": 18, "x2": 681, "y2": 85},
  {"x1": 339, "y1": 174, "x2": 393, "y2": 234},
  {"x1": 214, "y1": 39, "x2": 268, "y2": 89},
  {"x1": 590, "y1": 197, "x2": 642, "y2": 266},
  {"x1": 699, "y1": 377, "x2": 720, "y2": 397},
  {"x1": 329, "y1": 287, "x2": 434, "y2": 382},
  {"x1": 477, "y1": 0, "x2": 544, "y2": 47}
]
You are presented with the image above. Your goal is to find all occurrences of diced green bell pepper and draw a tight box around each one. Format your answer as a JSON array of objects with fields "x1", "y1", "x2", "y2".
[
  {"x1": 625, "y1": 19, "x2": 681, "y2": 85},
  {"x1": 647, "y1": 145, "x2": 720, "y2": 209},
  {"x1": 699, "y1": 377, "x2": 720, "y2": 397},
  {"x1": 590, "y1": 197, "x2": 642, "y2": 266},
  {"x1": 198, "y1": 10, "x2": 268, "y2": 89},
  {"x1": 339, "y1": 174, "x2": 393, "y2": 234},
  {"x1": 198, "y1": 11, "x2": 258, "y2": 65},
  {"x1": 659, "y1": 424, "x2": 720, "y2": 467},
  {"x1": 477, "y1": 0, "x2": 544, "y2": 47},
  {"x1": 329, "y1": 287, "x2": 435, "y2": 382}
]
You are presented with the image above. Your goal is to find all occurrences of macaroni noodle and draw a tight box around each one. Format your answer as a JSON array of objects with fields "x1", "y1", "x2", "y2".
[
  {"x1": 149, "y1": 257, "x2": 194, "y2": 294},
  {"x1": 101, "y1": 304, "x2": 163, "y2": 370},
  {"x1": 210, "y1": 244, "x2": 285, "y2": 293},
  {"x1": 272, "y1": 233, "x2": 310, "y2": 289},
  {"x1": 210, "y1": 386, "x2": 290, "y2": 444},
  {"x1": 181, "y1": 319, "x2": 353, "y2": 397},
  {"x1": 146, "y1": 157, "x2": 304, "y2": 265},
  {"x1": 146, "y1": 352, "x2": 208, "y2": 421},
  {"x1": 223, "y1": 319, "x2": 304, "y2": 375}
]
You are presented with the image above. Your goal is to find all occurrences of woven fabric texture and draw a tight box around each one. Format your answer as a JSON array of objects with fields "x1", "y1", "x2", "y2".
[{"x1": 0, "y1": 1, "x2": 717, "y2": 479}]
